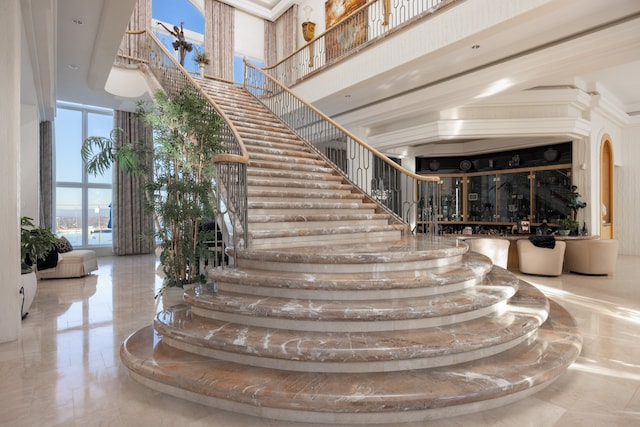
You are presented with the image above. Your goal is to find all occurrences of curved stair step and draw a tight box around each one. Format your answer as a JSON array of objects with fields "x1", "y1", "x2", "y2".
[
  {"x1": 157, "y1": 279, "x2": 544, "y2": 372},
  {"x1": 121, "y1": 299, "x2": 581, "y2": 425},
  {"x1": 208, "y1": 251, "x2": 494, "y2": 299},
  {"x1": 185, "y1": 272, "x2": 520, "y2": 332}
]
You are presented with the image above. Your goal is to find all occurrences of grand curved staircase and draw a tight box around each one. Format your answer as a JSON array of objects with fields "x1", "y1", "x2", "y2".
[{"x1": 120, "y1": 79, "x2": 582, "y2": 424}]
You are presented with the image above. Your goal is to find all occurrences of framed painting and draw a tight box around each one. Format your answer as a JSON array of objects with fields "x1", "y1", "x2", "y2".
[{"x1": 325, "y1": 0, "x2": 368, "y2": 61}]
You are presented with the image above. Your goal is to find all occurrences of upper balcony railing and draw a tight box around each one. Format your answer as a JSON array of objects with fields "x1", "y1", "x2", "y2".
[
  {"x1": 244, "y1": 59, "x2": 440, "y2": 234},
  {"x1": 267, "y1": 0, "x2": 459, "y2": 86},
  {"x1": 116, "y1": 30, "x2": 249, "y2": 251}
]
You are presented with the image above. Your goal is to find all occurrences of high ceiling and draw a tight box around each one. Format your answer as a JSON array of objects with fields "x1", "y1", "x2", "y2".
[{"x1": 44, "y1": 0, "x2": 640, "y2": 156}]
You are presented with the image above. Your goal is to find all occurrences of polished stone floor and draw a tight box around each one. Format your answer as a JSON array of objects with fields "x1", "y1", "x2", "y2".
[{"x1": 1, "y1": 253, "x2": 639, "y2": 427}]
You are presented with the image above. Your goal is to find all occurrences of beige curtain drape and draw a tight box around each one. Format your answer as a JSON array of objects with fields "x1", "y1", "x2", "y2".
[
  {"x1": 39, "y1": 120, "x2": 53, "y2": 229},
  {"x1": 264, "y1": 5, "x2": 298, "y2": 67},
  {"x1": 281, "y1": 5, "x2": 298, "y2": 60},
  {"x1": 113, "y1": 111, "x2": 154, "y2": 255},
  {"x1": 204, "y1": 0, "x2": 234, "y2": 80},
  {"x1": 264, "y1": 20, "x2": 276, "y2": 67},
  {"x1": 119, "y1": 0, "x2": 151, "y2": 62}
]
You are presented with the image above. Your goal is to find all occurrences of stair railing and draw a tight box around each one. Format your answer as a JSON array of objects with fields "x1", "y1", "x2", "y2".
[
  {"x1": 116, "y1": 29, "x2": 250, "y2": 252},
  {"x1": 267, "y1": 0, "x2": 459, "y2": 86},
  {"x1": 244, "y1": 59, "x2": 440, "y2": 236}
]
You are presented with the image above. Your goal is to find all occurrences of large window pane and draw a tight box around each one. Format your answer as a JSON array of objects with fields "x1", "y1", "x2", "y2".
[
  {"x1": 87, "y1": 112, "x2": 114, "y2": 184},
  {"x1": 88, "y1": 188, "x2": 113, "y2": 246},
  {"x1": 55, "y1": 104, "x2": 113, "y2": 248},
  {"x1": 55, "y1": 109, "x2": 83, "y2": 183},
  {"x1": 56, "y1": 187, "x2": 83, "y2": 246}
]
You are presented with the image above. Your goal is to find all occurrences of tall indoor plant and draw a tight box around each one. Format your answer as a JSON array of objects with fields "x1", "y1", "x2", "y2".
[{"x1": 81, "y1": 88, "x2": 223, "y2": 289}]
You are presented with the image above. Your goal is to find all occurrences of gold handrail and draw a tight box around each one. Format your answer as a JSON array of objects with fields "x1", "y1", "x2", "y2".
[{"x1": 245, "y1": 58, "x2": 438, "y2": 184}]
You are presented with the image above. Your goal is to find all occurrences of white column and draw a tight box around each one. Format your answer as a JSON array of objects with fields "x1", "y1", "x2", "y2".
[{"x1": 0, "y1": 0, "x2": 22, "y2": 342}]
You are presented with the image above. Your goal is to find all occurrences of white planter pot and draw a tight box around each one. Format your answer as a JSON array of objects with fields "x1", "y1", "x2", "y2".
[{"x1": 20, "y1": 271, "x2": 37, "y2": 319}]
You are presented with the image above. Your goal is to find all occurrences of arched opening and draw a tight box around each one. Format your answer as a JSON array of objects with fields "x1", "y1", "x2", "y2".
[{"x1": 600, "y1": 137, "x2": 614, "y2": 239}]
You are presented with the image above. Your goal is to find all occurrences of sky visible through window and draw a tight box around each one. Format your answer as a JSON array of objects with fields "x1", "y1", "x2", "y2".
[{"x1": 153, "y1": 0, "x2": 204, "y2": 34}]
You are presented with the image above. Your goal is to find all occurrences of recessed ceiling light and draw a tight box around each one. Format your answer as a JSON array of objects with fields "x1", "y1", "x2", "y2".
[
  {"x1": 68, "y1": 64, "x2": 79, "y2": 70},
  {"x1": 345, "y1": 94, "x2": 351, "y2": 98},
  {"x1": 472, "y1": 44, "x2": 480, "y2": 49},
  {"x1": 73, "y1": 18, "x2": 83, "y2": 25}
]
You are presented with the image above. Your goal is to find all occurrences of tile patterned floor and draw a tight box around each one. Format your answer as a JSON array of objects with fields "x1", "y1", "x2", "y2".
[{"x1": 1, "y1": 253, "x2": 639, "y2": 426}]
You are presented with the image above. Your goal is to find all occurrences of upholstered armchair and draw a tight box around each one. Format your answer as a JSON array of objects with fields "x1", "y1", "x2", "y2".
[
  {"x1": 564, "y1": 239, "x2": 619, "y2": 275},
  {"x1": 517, "y1": 239, "x2": 566, "y2": 276}
]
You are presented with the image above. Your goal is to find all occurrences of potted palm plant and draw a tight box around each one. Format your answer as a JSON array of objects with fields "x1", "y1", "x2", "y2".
[
  {"x1": 193, "y1": 48, "x2": 210, "y2": 77},
  {"x1": 81, "y1": 87, "x2": 223, "y2": 292}
]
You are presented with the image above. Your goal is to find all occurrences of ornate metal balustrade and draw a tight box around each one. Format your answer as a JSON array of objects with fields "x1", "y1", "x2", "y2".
[
  {"x1": 244, "y1": 59, "x2": 440, "y2": 235},
  {"x1": 116, "y1": 30, "x2": 249, "y2": 252},
  {"x1": 267, "y1": 0, "x2": 459, "y2": 86}
]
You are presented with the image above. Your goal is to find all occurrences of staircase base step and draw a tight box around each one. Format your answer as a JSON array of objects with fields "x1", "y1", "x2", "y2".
[{"x1": 121, "y1": 299, "x2": 581, "y2": 425}]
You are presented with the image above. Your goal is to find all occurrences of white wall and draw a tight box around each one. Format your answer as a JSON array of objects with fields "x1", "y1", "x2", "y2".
[
  {"x1": 235, "y1": 10, "x2": 264, "y2": 61},
  {"x1": 0, "y1": 0, "x2": 22, "y2": 343},
  {"x1": 617, "y1": 121, "x2": 640, "y2": 255},
  {"x1": 20, "y1": 104, "x2": 40, "y2": 222}
]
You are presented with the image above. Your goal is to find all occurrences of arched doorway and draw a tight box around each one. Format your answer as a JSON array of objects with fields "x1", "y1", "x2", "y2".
[{"x1": 600, "y1": 138, "x2": 614, "y2": 239}]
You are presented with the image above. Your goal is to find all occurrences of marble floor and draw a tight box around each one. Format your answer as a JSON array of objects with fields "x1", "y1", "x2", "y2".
[{"x1": 1, "y1": 253, "x2": 639, "y2": 427}]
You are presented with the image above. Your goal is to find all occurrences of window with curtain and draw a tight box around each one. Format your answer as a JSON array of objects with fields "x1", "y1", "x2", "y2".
[{"x1": 54, "y1": 103, "x2": 114, "y2": 247}]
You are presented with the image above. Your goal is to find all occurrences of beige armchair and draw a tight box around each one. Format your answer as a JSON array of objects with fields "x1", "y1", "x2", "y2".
[
  {"x1": 517, "y1": 239, "x2": 566, "y2": 276},
  {"x1": 466, "y1": 238, "x2": 510, "y2": 269},
  {"x1": 564, "y1": 239, "x2": 618, "y2": 275}
]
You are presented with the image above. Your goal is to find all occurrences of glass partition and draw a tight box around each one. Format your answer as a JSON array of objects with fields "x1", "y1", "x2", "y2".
[
  {"x1": 439, "y1": 176, "x2": 463, "y2": 222},
  {"x1": 467, "y1": 174, "x2": 496, "y2": 222},
  {"x1": 532, "y1": 169, "x2": 572, "y2": 223},
  {"x1": 417, "y1": 165, "x2": 572, "y2": 232},
  {"x1": 497, "y1": 171, "x2": 531, "y2": 223}
]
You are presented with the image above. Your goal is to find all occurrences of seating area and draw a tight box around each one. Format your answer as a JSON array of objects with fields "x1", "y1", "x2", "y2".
[
  {"x1": 514, "y1": 237, "x2": 619, "y2": 277},
  {"x1": 564, "y1": 239, "x2": 619, "y2": 275},
  {"x1": 517, "y1": 239, "x2": 567, "y2": 276},
  {"x1": 36, "y1": 249, "x2": 98, "y2": 279}
]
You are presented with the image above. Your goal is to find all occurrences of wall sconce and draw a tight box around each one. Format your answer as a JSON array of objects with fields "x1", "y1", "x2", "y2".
[{"x1": 302, "y1": 6, "x2": 315, "y2": 67}]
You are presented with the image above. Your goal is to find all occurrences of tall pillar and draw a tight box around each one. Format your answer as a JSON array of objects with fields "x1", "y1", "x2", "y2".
[{"x1": 0, "y1": 0, "x2": 22, "y2": 342}]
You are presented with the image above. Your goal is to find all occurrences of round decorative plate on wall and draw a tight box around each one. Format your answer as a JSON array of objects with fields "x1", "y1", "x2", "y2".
[{"x1": 459, "y1": 159, "x2": 472, "y2": 171}]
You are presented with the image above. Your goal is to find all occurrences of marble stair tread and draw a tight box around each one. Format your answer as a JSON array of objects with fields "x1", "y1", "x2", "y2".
[
  {"x1": 248, "y1": 158, "x2": 335, "y2": 173},
  {"x1": 249, "y1": 218, "x2": 391, "y2": 231},
  {"x1": 247, "y1": 223, "x2": 410, "y2": 240},
  {"x1": 247, "y1": 188, "x2": 361, "y2": 199},
  {"x1": 247, "y1": 212, "x2": 392, "y2": 223},
  {"x1": 234, "y1": 236, "x2": 468, "y2": 264},
  {"x1": 246, "y1": 179, "x2": 354, "y2": 191},
  {"x1": 208, "y1": 252, "x2": 494, "y2": 298},
  {"x1": 238, "y1": 126, "x2": 299, "y2": 141},
  {"x1": 248, "y1": 152, "x2": 328, "y2": 166},
  {"x1": 247, "y1": 167, "x2": 343, "y2": 181},
  {"x1": 242, "y1": 135, "x2": 311, "y2": 149},
  {"x1": 242, "y1": 144, "x2": 319, "y2": 160},
  {"x1": 246, "y1": 199, "x2": 376, "y2": 210},
  {"x1": 156, "y1": 279, "x2": 545, "y2": 371},
  {"x1": 247, "y1": 229, "x2": 404, "y2": 250},
  {"x1": 184, "y1": 282, "x2": 521, "y2": 334},
  {"x1": 120, "y1": 299, "x2": 581, "y2": 424}
]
